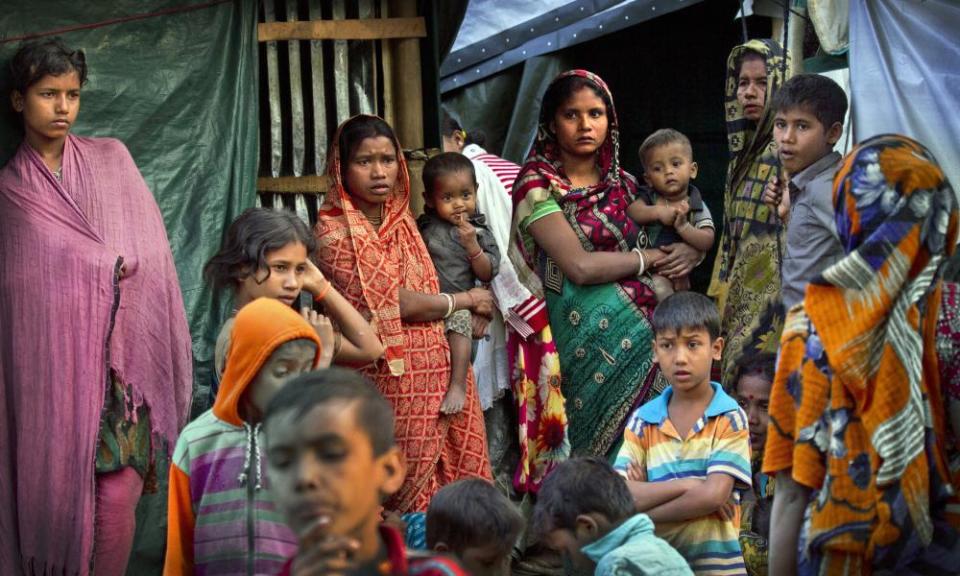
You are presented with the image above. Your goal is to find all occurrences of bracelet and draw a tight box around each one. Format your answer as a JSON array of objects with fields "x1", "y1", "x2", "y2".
[
  {"x1": 441, "y1": 293, "x2": 455, "y2": 319},
  {"x1": 313, "y1": 281, "x2": 332, "y2": 303},
  {"x1": 468, "y1": 248, "x2": 484, "y2": 261},
  {"x1": 632, "y1": 248, "x2": 646, "y2": 278}
]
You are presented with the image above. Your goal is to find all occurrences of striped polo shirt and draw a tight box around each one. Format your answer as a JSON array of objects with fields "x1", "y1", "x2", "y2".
[{"x1": 614, "y1": 382, "x2": 752, "y2": 576}]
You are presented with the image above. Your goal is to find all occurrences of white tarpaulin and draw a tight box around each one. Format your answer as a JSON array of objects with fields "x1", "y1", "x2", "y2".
[{"x1": 850, "y1": 0, "x2": 960, "y2": 199}]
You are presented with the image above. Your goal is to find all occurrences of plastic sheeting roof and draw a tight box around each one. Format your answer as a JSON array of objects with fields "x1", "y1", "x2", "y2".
[{"x1": 441, "y1": 0, "x2": 704, "y2": 93}]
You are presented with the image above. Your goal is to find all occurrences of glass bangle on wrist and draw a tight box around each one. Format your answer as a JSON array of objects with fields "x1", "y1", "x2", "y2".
[
  {"x1": 632, "y1": 247, "x2": 646, "y2": 278},
  {"x1": 440, "y1": 293, "x2": 455, "y2": 318}
]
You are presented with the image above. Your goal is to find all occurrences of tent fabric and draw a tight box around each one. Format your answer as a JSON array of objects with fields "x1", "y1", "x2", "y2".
[
  {"x1": 849, "y1": 0, "x2": 960, "y2": 205},
  {"x1": 0, "y1": 0, "x2": 259, "y2": 410},
  {"x1": 441, "y1": 0, "x2": 704, "y2": 93},
  {"x1": 0, "y1": 1, "x2": 258, "y2": 572},
  {"x1": 808, "y1": 0, "x2": 849, "y2": 55}
]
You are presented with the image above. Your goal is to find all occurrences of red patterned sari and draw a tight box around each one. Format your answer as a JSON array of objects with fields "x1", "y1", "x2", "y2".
[{"x1": 315, "y1": 116, "x2": 491, "y2": 512}]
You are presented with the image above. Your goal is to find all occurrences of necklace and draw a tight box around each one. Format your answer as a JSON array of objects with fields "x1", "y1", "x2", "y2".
[
  {"x1": 52, "y1": 164, "x2": 62, "y2": 181},
  {"x1": 366, "y1": 205, "x2": 385, "y2": 229}
]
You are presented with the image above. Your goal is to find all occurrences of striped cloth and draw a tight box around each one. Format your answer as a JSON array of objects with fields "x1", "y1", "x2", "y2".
[
  {"x1": 164, "y1": 299, "x2": 322, "y2": 575},
  {"x1": 465, "y1": 145, "x2": 522, "y2": 196},
  {"x1": 166, "y1": 414, "x2": 297, "y2": 575},
  {"x1": 615, "y1": 383, "x2": 752, "y2": 575}
]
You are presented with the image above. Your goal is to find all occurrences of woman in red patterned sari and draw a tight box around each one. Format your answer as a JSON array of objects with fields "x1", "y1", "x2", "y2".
[{"x1": 315, "y1": 115, "x2": 493, "y2": 512}]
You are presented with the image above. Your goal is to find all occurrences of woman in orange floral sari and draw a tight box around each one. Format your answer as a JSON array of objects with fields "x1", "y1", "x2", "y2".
[
  {"x1": 315, "y1": 116, "x2": 492, "y2": 512},
  {"x1": 764, "y1": 134, "x2": 960, "y2": 575}
]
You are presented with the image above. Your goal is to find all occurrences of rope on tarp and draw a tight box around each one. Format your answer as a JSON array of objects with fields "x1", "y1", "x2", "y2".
[{"x1": 0, "y1": 0, "x2": 232, "y2": 45}]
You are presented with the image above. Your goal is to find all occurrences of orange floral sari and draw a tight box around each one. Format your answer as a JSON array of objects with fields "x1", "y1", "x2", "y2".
[{"x1": 315, "y1": 116, "x2": 491, "y2": 512}]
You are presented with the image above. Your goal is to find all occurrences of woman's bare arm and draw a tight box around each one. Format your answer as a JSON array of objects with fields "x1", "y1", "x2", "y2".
[
  {"x1": 398, "y1": 287, "x2": 493, "y2": 322},
  {"x1": 768, "y1": 472, "x2": 809, "y2": 576},
  {"x1": 527, "y1": 212, "x2": 663, "y2": 285},
  {"x1": 302, "y1": 260, "x2": 384, "y2": 364}
]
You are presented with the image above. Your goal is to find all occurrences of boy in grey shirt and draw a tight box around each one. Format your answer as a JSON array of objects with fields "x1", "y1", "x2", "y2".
[{"x1": 762, "y1": 74, "x2": 848, "y2": 311}]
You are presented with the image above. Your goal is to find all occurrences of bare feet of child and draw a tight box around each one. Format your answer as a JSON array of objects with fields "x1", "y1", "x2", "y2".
[{"x1": 440, "y1": 381, "x2": 466, "y2": 415}]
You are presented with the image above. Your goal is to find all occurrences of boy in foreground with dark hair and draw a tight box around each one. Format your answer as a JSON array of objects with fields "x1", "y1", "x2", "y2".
[
  {"x1": 263, "y1": 368, "x2": 468, "y2": 576},
  {"x1": 533, "y1": 457, "x2": 692, "y2": 575},
  {"x1": 761, "y1": 73, "x2": 848, "y2": 311},
  {"x1": 614, "y1": 292, "x2": 752, "y2": 575},
  {"x1": 425, "y1": 478, "x2": 523, "y2": 576}
]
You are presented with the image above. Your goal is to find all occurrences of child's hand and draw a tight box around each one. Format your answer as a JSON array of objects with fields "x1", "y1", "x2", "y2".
[
  {"x1": 657, "y1": 205, "x2": 677, "y2": 226},
  {"x1": 302, "y1": 307, "x2": 335, "y2": 366},
  {"x1": 626, "y1": 461, "x2": 645, "y2": 481},
  {"x1": 672, "y1": 208, "x2": 688, "y2": 230},
  {"x1": 302, "y1": 258, "x2": 328, "y2": 296},
  {"x1": 293, "y1": 517, "x2": 360, "y2": 576},
  {"x1": 455, "y1": 213, "x2": 481, "y2": 253},
  {"x1": 676, "y1": 199, "x2": 690, "y2": 216},
  {"x1": 762, "y1": 175, "x2": 791, "y2": 220},
  {"x1": 381, "y1": 509, "x2": 407, "y2": 533},
  {"x1": 471, "y1": 314, "x2": 490, "y2": 339}
]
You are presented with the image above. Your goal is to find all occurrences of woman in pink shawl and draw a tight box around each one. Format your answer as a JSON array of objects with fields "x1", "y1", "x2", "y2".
[{"x1": 0, "y1": 40, "x2": 192, "y2": 575}]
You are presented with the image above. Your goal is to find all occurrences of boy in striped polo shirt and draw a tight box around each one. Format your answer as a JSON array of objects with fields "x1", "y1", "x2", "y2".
[{"x1": 614, "y1": 292, "x2": 751, "y2": 575}]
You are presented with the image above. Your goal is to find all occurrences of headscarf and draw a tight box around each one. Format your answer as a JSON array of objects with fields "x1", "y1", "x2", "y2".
[
  {"x1": 764, "y1": 135, "x2": 959, "y2": 569},
  {"x1": 314, "y1": 115, "x2": 421, "y2": 377},
  {"x1": 508, "y1": 69, "x2": 653, "y2": 306},
  {"x1": 709, "y1": 39, "x2": 791, "y2": 387},
  {"x1": 725, "y1": 39, "x2": 791, "y2": 192}
]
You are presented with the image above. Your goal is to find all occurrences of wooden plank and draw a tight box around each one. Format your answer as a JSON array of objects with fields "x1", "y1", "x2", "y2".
[
  {"x1": 258, "y1": 17, "x2": 426, "y2": 42},
  {"x1": 287, "y1": 0, "x2": 305, "y2": 177},
  {"x1": 333, "y1": 0, "x2": 350, "y2": 125},
  {"x1": 380, "y1": 0, "x2": 396, "y2": 128},
  {"x1": 257, "y1": 175, "x2": 331, "y2": 194},
  {"x1": 308, "y1": 0, "x2": 327, "y2": 174},
  {"x1": 388, "y1": 0, "x2": 423, "y2": 149}
]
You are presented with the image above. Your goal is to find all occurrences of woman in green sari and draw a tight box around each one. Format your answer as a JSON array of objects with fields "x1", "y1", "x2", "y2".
[
  {"x1": 708, "y1": 39, "x2": 791, "y2": 386},
  {"x1": 509, "y1": 70, "x2": 686, "y2": 461}
]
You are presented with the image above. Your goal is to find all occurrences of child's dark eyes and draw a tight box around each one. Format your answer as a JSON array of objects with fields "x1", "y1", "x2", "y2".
[
  {"x1": 268, "y1": 452, "x2": 292, "y2": 469},
  {"x1": 317, "y1": 449, "x2": 347, "y2": 462}
]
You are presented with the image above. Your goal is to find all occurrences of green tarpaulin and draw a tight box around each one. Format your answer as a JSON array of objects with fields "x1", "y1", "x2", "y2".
[{"x1": 0, "y1": 0, "x2": 258, "y2": 410}]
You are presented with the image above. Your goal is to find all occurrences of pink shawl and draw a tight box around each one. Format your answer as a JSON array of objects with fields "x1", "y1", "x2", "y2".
[{"x1": 0, "y1": 135, "x2": 192, "y2": 575}]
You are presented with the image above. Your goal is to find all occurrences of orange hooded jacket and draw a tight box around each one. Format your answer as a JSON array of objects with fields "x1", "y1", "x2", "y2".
[{"x1": 164, "y1": 298, "x2": 321, "y2": 575}]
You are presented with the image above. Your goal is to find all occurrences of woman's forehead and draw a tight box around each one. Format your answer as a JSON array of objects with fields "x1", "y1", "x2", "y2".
[{"x1": 351, "y1": 135, "x2": 396, "y2": 157}]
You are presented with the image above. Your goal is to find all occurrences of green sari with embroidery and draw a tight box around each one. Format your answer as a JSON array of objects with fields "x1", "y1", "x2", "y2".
[{"x1": 510, "y1": 70, "x2": 664, "y2": 459}]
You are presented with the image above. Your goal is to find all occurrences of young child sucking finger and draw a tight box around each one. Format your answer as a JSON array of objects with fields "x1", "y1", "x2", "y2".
[{"x1": 417, "y1": 152, "x2": 500, "y2": 415}]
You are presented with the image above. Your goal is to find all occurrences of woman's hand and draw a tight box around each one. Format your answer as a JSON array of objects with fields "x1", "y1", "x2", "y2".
[
  {"x1": 302, "y1": 259, "x2": 329, "y2": 296},
  {"x1": 466, "y1": 287, "x2": 494, "y2": 318},
  {"x1": 655, "y1": 242, "x2": 703, "y2": 279},
  {"x1": 471, "y1": 314, "x2": 490, "y2": 339}
]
